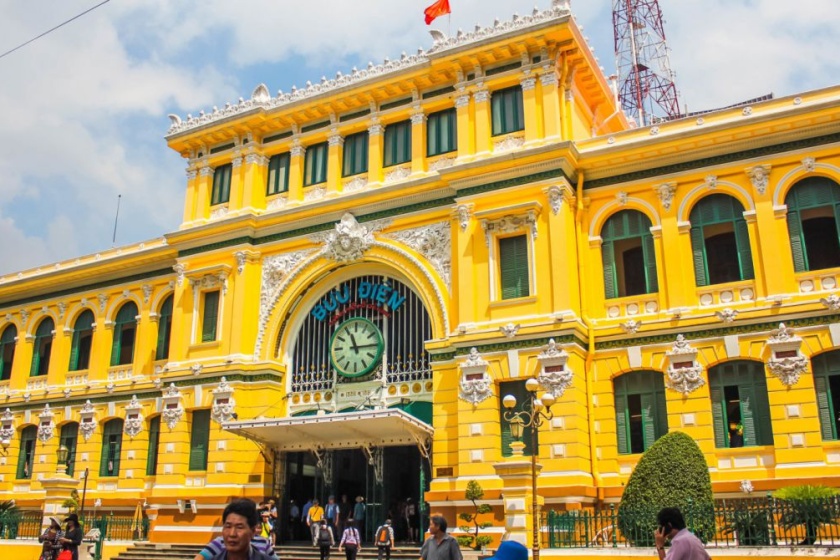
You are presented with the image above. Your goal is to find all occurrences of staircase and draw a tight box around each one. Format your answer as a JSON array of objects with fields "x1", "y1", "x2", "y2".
[{"x1": 114, "y1": 542, "x2": 422, "y2": 560}]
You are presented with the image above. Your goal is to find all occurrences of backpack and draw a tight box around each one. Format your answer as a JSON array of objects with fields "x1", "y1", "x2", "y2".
[
  {"x1": 318, "y1": 526, "x2": 332, "y2": 546},
  {"x1": 376, "y1": 525, "x2": 390, "y2": 546}
]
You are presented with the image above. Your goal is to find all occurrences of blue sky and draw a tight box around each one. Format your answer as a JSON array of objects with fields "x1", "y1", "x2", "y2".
[{"x1": 0, "y1": 0, "x2": 838, "y2": 276}]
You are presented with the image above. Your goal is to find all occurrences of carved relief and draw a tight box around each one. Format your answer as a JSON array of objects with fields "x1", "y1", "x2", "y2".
[
  {"x1": 746, "y1": 165, "x2": 771, "y2": 195},
  {"x1": 655, "y1": 183, "x2": 677, "y2": 211},
  {"x1": 321, "y1": 213, "x2": 376, "y2": 263},
  {"x1": 37, "y1": 404, "x2": 55, "y2": 443},
  {"x1": 481, "y1": 212, "x2": 538, "y2": 246},
  {"x1": 343, "y1": 176, "x2": 368, "y2": 193},
  {"x1": 802, "y1": 157, "x2": 816, "y2": 172},
  {"x1": 766, "y1": 323, "x2": 808, "y2": 387},
  {"x1": 715, "y1": 308, "x2": 738, "y2": 323},
  {"x1": 820, "y1": 294, "x2": 840, "y2": 311},
  {"x1": 500, "y1": 323, "x2": 520, "y2": 338},
  {"x1": 429, "y1": 156, "x2": 456, "y2": 171},
  {"x1": 124, "y1": 395, "x2": 144, "y2": 438},
  {"x1": 456, "y1": 205, "x2": 472, "y2": 232},
  {"x1": 384, "y1": 166, "x2": 411, "y2": 183},
  {"x1": 385, "y1": 222, "x2": 452, "y2": 291},
  {"x1": 493, "y1": 135, "x2": 525, "y2": 153},
  {"x1": 620, "y1": 320, "x2": 641, "y2": 334},
  {"x1": 459, "y1": 348, "x2": 492, "y2": 405},
  {"x1": 537, "y1": 339, "x2": 573, "y2": 398},
  {"x1": 161, "y1": 383, "x2": 184, "y2": 430},
  {"x1": 0, "y1": 408, "x2": 14, "y2": 444},
  {"x1": 79, "y1": 401, "x2": 96, "y2": 441},
  {"x1": 212, "y1": 377, "x2": 237, "y2": 424},
  {"x1": 663, "y1": 335, "x2": 705, "y2": 395}
]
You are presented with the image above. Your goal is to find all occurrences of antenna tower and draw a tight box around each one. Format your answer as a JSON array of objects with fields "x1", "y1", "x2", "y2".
[{"x1": 612, "y1": 0, "x2": 680, "y2": 126}]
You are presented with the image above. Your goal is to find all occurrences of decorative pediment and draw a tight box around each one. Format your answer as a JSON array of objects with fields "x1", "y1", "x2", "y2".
[
  {"x1": 79, "y1": 400, "x2": 96, "y2": 441},
  {"x1": 124, "y1": 395, "x2": 144, "y2": 438},
  {"x1": 537, "y1": 339, "x2": 573, "y2": 398},
  {"x1": 212, "y1": 377, "x2": 237, "y2": 424},
  {"x1": 321, "y1": 213, "x2": 376, "y2": 263},
  {"x1": 37, "y1": 404, "x2": 55, "y2": 443},
  {"x1": 766, "y1": 323, "x2": 808, "y2": 387},
  {"x1": 0, "y1": 408, "x2": 15, "y2": 445},
  {"x1": 663, "y1": 335, "x2": 705, "y2": 395},
  {"x1": 161, "y1": 383, "x2": 184, "y2": 430},
  {"x1": 459, "y1": 348, "x2": 492, "y2": 405}
]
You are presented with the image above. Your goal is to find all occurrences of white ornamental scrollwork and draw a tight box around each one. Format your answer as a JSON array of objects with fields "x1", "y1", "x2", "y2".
[
  {"x1": 664, "y1": 335, "x2": 705, "y2": 395},
  {"x1": 820, "y1": 294, "x2": 840, "y2": 311},
  {"x1": 537, "y1": 339, "x2": 573, "y2": 398},
  {"x1": 0, "y1": 408, "x2": 15, "y2": 444},
  {"x1": 493, "y1": 135, "x2": 524, "y2": 153},
  {"x1": 79, "y1": 400, "x2": 96, "y2": 441},
  {"x1": 385, "y1": 222, "x2": 451, "y2": 292},
  {"x1": 458, "y1": 348, "x2": 492, "y2": 405},
  {"x1": 37, "y1": 404, "x2": 55, "y2": 443},
  {"x1": 500, "y1": 323, "x2": 519, "y2": 338},
  {"x1": 746, "y1": 165, "x2": 771, "y2": 195},
  {"x1": 545, "y1": 186, "x2": 565, "y2": 216},
  {"x1": 212, "y1": 377, "x2": 237, "y2": 424},
  {"x1": 802, "y1": 157, "x2": 816, "y2": 173},
  {"x1": 715, "y1": 308, "x2": 738, "y2": 323},
  {"x1": 456, "y1": 204, "x2": 472, "y2": 232},
  {"x1": 321, "y1": 213, "x2": 376, "y2": 263},
  {"x1": 620, "y1": 320, "x2": 642, "y2": 334},
  {"x1": 124, "y1": 395, "x2": 144, "y2": 438},
  {"x1": 161, "y1": 383, "x2": 185, "y2": 430},
  {"x1": 766, "y1": 323, "x2": 808, "y2": 387},
  {"x1": 481, "y1": 212, "x2": 538, "y2": 246},
  {"x1": 655, "y1": 183, "x2": 677, "y2": 211}
]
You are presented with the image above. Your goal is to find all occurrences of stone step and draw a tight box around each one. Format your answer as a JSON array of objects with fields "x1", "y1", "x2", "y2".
[{"x1": 114, "y1": 543, "x2": 422, "y2": 560}]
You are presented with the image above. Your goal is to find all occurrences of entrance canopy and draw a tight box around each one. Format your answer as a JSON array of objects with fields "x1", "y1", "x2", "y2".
[{"x1": 223, "y1": 408, "x2": 434, "y2": 451}]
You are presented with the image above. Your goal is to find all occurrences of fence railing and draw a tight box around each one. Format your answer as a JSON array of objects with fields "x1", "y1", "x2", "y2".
[
  {"x1": 546, "y1": 496, "x2": 840, "y2": 548},
  {"x1": 0, "y1": 511, "x2": 149, "y2": 542}
]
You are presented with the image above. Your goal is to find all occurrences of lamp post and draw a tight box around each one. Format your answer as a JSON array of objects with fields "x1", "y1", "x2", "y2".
[
  {"x1": 56, "y1": 445, "x2": 69, "y2": 476},
  {"x1": 503, "y1": 377, "x2": 555, "y2": 560}
]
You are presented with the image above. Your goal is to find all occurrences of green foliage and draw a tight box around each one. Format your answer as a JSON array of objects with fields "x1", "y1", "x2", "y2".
[
  {"x1": 62, "y1": 490, "x2": 80, "y2": 514},
  {"x1": 0, "y1": 500, "x2": 18, "y2": 515},
  {"x1": 617, "y1": 431, "x2": 715, "y2": 546},
  {"x1": 774, "y1": 485, "x2": 839, "y2": 545},
  {"x1": 457, "y1": 480, "x2": 493, "y2": 550},
  {"x1": 721, "y1": 508, "x2": 770, "y2": 546}
]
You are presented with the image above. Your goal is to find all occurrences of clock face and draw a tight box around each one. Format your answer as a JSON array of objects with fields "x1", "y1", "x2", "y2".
[{"x1": 329, "y1": 317, "x2": 384, "y2": 378}]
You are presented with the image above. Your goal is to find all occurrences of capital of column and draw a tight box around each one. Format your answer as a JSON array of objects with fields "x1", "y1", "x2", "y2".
[
  {"x1": 368, "y1": 117, "x2": 384, "y2": 136},
  {"x1": 231, "y1": 157, "x2": 243, "y2": 169},
  {"x1": 540, "y1": 72, "x2": 559, "y2": 87},
  {"x1": 410, "y1": 112, "x2": 426, "y2": 126},
  {"x1": 520, "y1": 77, "x2": 537, "y2": 91},
  {"x1": 245, "y1": 153, "x2": 269, "y2": 166},
  {"x1": 186, "y1": 168, "x2": 198, "y2": 180},
  {"x1": 199, "y1": 165, "x2": 213, "y2": 177},
  {"x1": 473, "y1": 88, "x2": 490, "y2": 104},
  {"x1": 455, "y1": 94, "x2": 471, "y2": 109},
  {"x1": 328, "y1": 131, "x2": 344, "y2": 147},
  {"x1": 291, "y1": 140, "x2": 306, "y2": 158}
]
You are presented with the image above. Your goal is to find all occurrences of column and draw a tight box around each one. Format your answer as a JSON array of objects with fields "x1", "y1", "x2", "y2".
[
  {"x1": 182, "y1": 167, "x2": 199, "y2": 225},
  {"x1": 493, "y1": 450, "x2": 542, "y2": 546},
  {"x1": 743, "y1": 210, "x2": 767, "y2": 300},
  {"x1": 327, "y1": 128, "x2": 344, "y2": 194},
  {"x1": 288, "y1": 140, "x2": 305, "y2": 203},
  {"x1": 540, "y1": 69, "x2": 562, "y2": 140},
  {"x1": 410, "y1": 107, "x2": 426, "y2": 175},
  {"x1": 473, "y1": 86, "x2": 492, "y2": 155},
  {"x1": 242, "y1": 152, "x2": 269, "y2": 211},
  {"x1": 367, "y1": 118, "x2": 384, "y2": 185},
  {"x1": 521, "y1": 74, "x2": 542, "y2": 144},
  {"x1": 194, "y1": 164, "x2": 213, "y2": 221},
  {"x1": 227, "y1": 153, "x2": 245, "y2": 212},
  {"x1": 455, "y1": 91, "x2": 475, "y2": 161}
]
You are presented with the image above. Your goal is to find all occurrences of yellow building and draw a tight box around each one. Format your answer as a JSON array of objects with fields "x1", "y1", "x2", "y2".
[{"x1": 1, "y1": 0, "x2": 840, "y2": 546}]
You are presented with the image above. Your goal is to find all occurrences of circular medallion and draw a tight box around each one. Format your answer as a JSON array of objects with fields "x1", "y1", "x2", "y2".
[{"x1": 329, "y1": 317, "x2": 384, "y2": 378}]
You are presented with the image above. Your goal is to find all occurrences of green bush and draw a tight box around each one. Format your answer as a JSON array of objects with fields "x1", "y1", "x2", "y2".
[
  {"x1": 721, "y1": 508, "x2": 770, "y2": 546},
  {"x1": 617, "y1": 431, "x2": 715, "y2": 546},
  {"x1": 774, "y1": 485, "x2": 839, "y2": 545},
  {"x1": 457, "y1": 480, "x2": 493, "y2": 550}
]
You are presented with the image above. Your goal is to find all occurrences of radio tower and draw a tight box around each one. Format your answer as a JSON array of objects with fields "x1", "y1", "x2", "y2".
[{"x1": 612, "y1": 0, "x2": 681, "y2": 126}]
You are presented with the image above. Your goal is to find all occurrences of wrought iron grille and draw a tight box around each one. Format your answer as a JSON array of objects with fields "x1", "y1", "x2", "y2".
[{"x1": 289, "y1": 275, "x2": 432, "y2": 393}]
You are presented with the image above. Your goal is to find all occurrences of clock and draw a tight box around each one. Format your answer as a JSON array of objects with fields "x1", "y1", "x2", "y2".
[{"x1": 329, "y1": 317, "x2": 384, "y2": 378}]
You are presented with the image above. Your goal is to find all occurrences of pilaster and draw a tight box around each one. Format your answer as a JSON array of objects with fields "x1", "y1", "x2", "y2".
[
  {"x1": 182, "y1": 166, "x2": 199, "y2": 225},
  {"x1": 367, "y1": 118, "x2": 384, "y2": 185},
  {"x1": 455, "y1": 90, "x2": 475, "y2": 161},
  {"x1": 194, "y1": 164, "x2": 213, "y2": 221},
  {"x1": 327, "y1": 129, "x2": 345, "y2": 195},
  {"x1": 410, "y1": 107, "x2": 427, "y2": 176},
  {"x1": 521, "y1": 73, "x2": 542, "y2": 143},
  {"x1": 539, "y1": 69, "x2": 562, "y2": 140},
  {"x1": 473, "y1": 85, "x2": 492, "y2": 155},
  {"x1": 288, "y1": 140, "x2": 305, "y2": 203},
  {"x1": 242, "y1": 152, "x2": 269, "y2": 212},
  {"x1": 227, "y1": 153, "x2": 245, "y2": 211}
]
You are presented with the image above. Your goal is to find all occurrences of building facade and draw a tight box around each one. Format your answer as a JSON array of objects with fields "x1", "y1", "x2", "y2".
[{"x1": 1, "y1": 0, "x2": 840, "y2": 545}]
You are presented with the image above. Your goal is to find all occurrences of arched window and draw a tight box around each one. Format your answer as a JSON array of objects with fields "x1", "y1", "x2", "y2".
[
  {"x1": 60, "y1": 422, "x2": 79, "y2": 477},
  {"x1": 69, "y1": 310, "x2": 95, "y2": 371},
  {"x1": 100, "y1": 419, "x2": 124, "y2": 477},
  {"x1": 16, "y1": 425, "x2": 37, "y2": 479},
  {"x1": 709, "y1": 361, "x2": 773, "y2": 448},
  {"x1": 689, "y1": 194, "x2": 754, "y2": 286},
  {"x1": 785, "y1": 177, "x2": 840, "y2": 272},
  {"x1": 30, "y1": 318, "x2": 55, "y2": 376},
  {"x1": 0, "y1": 325, "x2": 16, "y2": 381},
  {"x1": 614, "y1": 371, "x2": 668, "y2": 454},
  {"x1": 155, "y1": 295, "x2": 174, "y2": 361},
  {"x1": 601, "y1": 210, "x2": 658, "y2": 299},
  {"x1": 111, "y1": 302, "x2": 138, "y2": 366},
  {"x1": 146, "y1": 415, "x2": 161, "y2": 476},
  {"x1": 811, "y1": 351, "x2": 840, "y2": 441}
]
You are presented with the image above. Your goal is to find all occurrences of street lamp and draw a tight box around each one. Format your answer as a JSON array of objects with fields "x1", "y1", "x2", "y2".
[
  {"x1": 503, "y1": 377, "x2": 555, "y2": 560},
  {"x1": 56, "y1": 445, "x2": 69, "y2": 476}
]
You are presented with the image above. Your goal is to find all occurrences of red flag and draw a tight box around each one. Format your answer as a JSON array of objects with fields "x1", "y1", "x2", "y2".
[{"x1": 424, "y1": 0, "x2": 451, "y2": 25}]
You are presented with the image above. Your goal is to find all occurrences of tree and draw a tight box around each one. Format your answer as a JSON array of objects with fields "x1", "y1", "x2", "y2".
[
  {"x1": 62, "y1": 489, "x2": 80, "y2": 514},
  {"x1": 774, "y1": 485, "x2": 839, "y2": 545},
  {"x1": 617, "y1": 431, "x2": 715, "y2": 546},
  {"x1": 456, "y1": 480, "x2": 493, "y2": 550}
]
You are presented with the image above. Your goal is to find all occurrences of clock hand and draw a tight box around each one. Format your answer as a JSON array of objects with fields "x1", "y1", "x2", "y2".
[
  {"x1": 349, "y1": 333, "x2": 360, "y2": 353},
  {"x1": 356, "y1": 344, "x2": 379, "y2": 349}
]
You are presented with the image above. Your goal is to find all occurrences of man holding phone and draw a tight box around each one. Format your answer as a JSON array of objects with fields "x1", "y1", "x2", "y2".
[{"x1": 653, "y1": 507, "x2": 710, "y2": 560}]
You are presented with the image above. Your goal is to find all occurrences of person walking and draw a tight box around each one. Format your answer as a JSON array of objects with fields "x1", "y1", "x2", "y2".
[
  {"x1": 325, "y1": 496, "x2": 339, "y2": 538},
  {"x1": 352, "y1": 496, "x2": 366, "y2": 541},
  {"x1": 338, "y1": 494, "x2": 351, "y2": 536},
  {"x1": 653, "y1": 507, "x2": 710, "y2": 560},
  {"x1": 289, "y1": 499, "x2": 301, "y2": 541},
  {"x1": 420, "y1": 515, "x2": 462, "y2": 560},
  {"x1": 38, "y1": 517, "x2": 63, "y2": 560},
  {"x1": 316, "y1": 519, "x2": 336, "y2": 560},
  {"x1": 374, "y1": 518, "x2": 396, "y2": 560},
  {"x1": 58, "y1": 514, "x2": 83, "y2": 560},
  {"x1": 307, "y1": 499, "x2": 325, "y2": 546},
  {"x1": 338, "y1": 519, "x2": 362, "y2": 560}
]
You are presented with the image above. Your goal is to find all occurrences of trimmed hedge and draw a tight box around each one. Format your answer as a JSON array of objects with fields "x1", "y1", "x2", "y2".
[{"x1": 617, "y1": 431, "x2": 715, "y2": 546}]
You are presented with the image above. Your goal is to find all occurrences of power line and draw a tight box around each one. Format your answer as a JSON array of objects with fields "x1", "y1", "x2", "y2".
[{"x1": 0, "y1": 0, "x2": 112, "y2": 62}]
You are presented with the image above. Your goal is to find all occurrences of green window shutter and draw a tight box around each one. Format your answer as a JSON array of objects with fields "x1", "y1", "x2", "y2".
[
  {"x1": 202, "y1": 290, "x2": 220, "y2": 343},
  {"x1": 384, "y1": 120, "x2": 411, "y2": 167},
  {"x1": 343, "y1": 132, "x2": 369, "y2": 177},
  {"x1": 304, "y1": 142, "x2": 328, "y2": 186},
  {"x1": 654, "y1": 390, "x2": 669, "y2": 441},
  {"x1": 499, "y1": 235, "x2": 530, "y2": 299},
  {"x1": 710, "y1": 386, "x2": 727, "y2": 448},
  {"x1": 738, "y1": 383, "x2": 758, "y2": 447},
  {"x1": 266, "y1": 153, "x2": 291, "y2": 195},
  {"x1": 60, "y1": 423, "x2": 79, "y2": 477},
  {"x1": 427, "y1": 109, "x2": 456, "y2": 157},
  {"x1": 601, "y1": 240, "x2": 618, "y2": 299},
  {"x1": 690, "y1": 225, "x2": 708, "y2": 287},
  {"x1": 100, "y1": 420, "x2": 123, "y2": 477},
  {"x1": 814, "y1": 375, "x2": 837, "y2": 441},
  {"x1": 734, "y1": 218, "x2": 755, "y2": 280},
  {"x1": 68, "y1": 329, "x2": 81, "y2": 371},
  {"x1": 491, "y1": 93, "x2": 504, "y2": 136},
  {"x1": 786, "y1": 210, "x2": 808, "y2": 272},
  {"x1": 640, "y1": 393, "x2": 657, "y2": 450},
  {"x1": 147, "y1": 416, "x2": 161, "y2": 475},
  {"x1": 30, "y1": 341, "x2": 41, "y2": 376},
  {"x1": 0, "y1": 325, "x2": 16, "y2": 381},
  {"x1": 17, "y1": 426, "x2": 36, "y2": 479},
  {"x1": 112, "y1": 303, "x2": 138, "y2": 366},
  {"x1": 156, "y1": 295, "x2": 174, "y2": 361},
  {"x1": 642, "y1": 231, "x2": 659, "y2": 293},
  {"x1": 491, "y1": 87, "x2": 525, "y2": 136},
  {"x1": 110, "y1": 325, "x2": 122, "y2": 367},
  {"x1": 615, "y1": 393, "x2": 630, "y2": 455},
  {"x1": 189, "y1": 410, "x2": 211, "y2": 471},
  {"x1": 211, "y1": 164, "x2": 232, "y2": 205}
]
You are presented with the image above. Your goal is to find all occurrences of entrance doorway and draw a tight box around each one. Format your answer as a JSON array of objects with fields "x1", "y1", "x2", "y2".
[{"x1": 281, "y1": 445, "x2": 428, "y2": 543}]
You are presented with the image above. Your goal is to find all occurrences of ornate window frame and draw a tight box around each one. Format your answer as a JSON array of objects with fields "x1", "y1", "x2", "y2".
[{"x1": 185, "y1": 264, "x2": 231, "y2": 346}]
